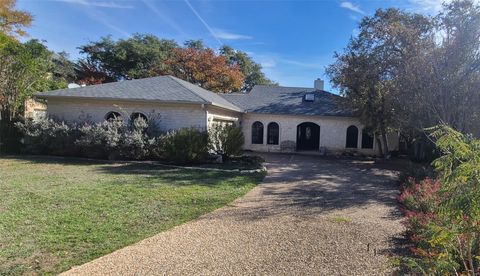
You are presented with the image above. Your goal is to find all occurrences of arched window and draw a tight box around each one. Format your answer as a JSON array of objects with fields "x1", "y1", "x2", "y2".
[
  {"x1": 267, "y1": 122, "x2": 279, "y2": 145},
  {"x1": 361, "y1": 130, "x2": 374, "y2": 149},
  {"x1": 346, "y1": 125, "x2": 359, "y2": 148},
  {"x1": 251, "y1": 121, "x2": 264, "y2": 144},
  {"x1": 130, "y1": 112, "x2": 148, "y2": 123},
  {"x1": 105, "y1": 111, "x2": 122, "y2": 121}
]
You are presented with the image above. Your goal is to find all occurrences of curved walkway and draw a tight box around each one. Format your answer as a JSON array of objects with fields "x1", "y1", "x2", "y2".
[{"x1": 63, "y1": 153, "x2": 404, "y2": 275}]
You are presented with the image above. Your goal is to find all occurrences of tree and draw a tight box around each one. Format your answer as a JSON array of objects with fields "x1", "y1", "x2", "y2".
[
  {"x1": 75, "y1": 59, "x2": 115, "y2": 85},
  {"x1": 184, "y1": 39, "x2": 205, "y2": 50},
  {"x1": 326, "y1": 8, "x2": 432, "y2": 156},
  {"x1": 77, "y1": 34, "x2": 271, "y2": 93},
  {"x1": 0, "y1": 33, "x2": 68, "y2": 152},
  {"x1": 77, "y1": 34, "x2": 179, "y2": 81},
  {"x1": 154, "y1": 47, "x2": 244, "y2": 93},
  {"x1": 0, "y1": 0, "x2": 32, "y2": 38},
  {"x1": 398, "y1": 0, "x2": 480, "y2": 137},
  {"x1": 52, "y1": 52, "x2": 76, "y2": 84},
  {"x1": 220, "y1": 45, "x2": 276, "y2": 92}
]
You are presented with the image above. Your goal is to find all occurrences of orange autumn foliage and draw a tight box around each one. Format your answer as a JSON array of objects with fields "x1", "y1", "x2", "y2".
[{"x1": 155, "y1": 47, "x2": 244, "y2": 93}]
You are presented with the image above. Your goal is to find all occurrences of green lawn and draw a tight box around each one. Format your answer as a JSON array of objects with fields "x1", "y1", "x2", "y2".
[{"x1": 0, "y1": 156, "x2": 265, "y2": 275}]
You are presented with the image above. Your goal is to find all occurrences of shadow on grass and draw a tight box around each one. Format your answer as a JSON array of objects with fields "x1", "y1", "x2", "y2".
[
  {"x1": 2, "y1": 153, "x2": 402, "y2": 215},
  {"x1": 1, "y1": 154, "x2": 265, "y2": 188},
  {"x1": 0, "y1": 154, "x2": 117, "y2": 166}
]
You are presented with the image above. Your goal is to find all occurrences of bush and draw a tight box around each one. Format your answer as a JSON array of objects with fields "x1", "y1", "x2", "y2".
[
  {"x1": 399, "y1": 177, "x2": 441, "y2": 214},
  {"x1": 16, "y1": 117, "x2": 158, "y2": 160},
  {"x1": 17, "y1": 117, "x2": 240, "y2": 165},
  {"x1": 76, "y1": 117, "x2": 156, "y2": 160},
  {"x1": 399, "y1": 125, "x2": 480, "y2": 275},
  {"x1": 15, "y1": 118, "x2": 80, "y2": 156},
  {"x1": 159, "y1": 127, "x2": 209, "y2": 164},
  {"x1": 209, "y1": 124, "x2": 244, "y2": 158}
]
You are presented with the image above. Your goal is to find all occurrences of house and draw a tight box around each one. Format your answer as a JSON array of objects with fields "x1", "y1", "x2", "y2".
[{"x1": 33, "y1": 75, "x2": 398, "y2": 155}]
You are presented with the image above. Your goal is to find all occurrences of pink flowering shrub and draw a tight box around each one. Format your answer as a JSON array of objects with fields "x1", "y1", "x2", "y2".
[
  {"x1": 398, "y1": 125, "x2": 480, "y2": 275},
  {"x1": 398, "y1": 177, "x2": 441, "y2": 244}
]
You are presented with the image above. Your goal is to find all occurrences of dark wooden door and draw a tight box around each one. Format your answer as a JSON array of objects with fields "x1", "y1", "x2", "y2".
[{"x1": 297, "y1": 122, "x2": 320, "y2": 151}]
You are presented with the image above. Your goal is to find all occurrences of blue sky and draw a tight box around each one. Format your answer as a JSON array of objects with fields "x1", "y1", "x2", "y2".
[{"x1": 18, "y1": 0, "x2": 443, "y2": 91}]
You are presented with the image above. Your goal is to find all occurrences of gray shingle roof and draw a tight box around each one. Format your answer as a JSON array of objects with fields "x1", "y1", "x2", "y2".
[
  {"x1": 35, "y1": 75, "x2": 242, "y2": 112},
  {"x1": 220, "y1": 85, "x2": 357, "y2": 117}
]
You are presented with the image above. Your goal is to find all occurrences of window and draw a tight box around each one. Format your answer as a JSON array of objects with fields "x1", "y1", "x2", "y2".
[
  {"x1": 361, "y1": 130, "x2": 374, "y2": 149},
  {"x1": 304, "y1": 93, "x2": 315, "y2": 102},
  {"x1": 267, "y1": 122, "x2": 279, "y2": 145},
  {"x1": 212, "y1": 119, "x2": 234, "y2": 127},
  {"x1": 346, "y1": 125, "x2": 359, "y2": 148},
  {"x1": 105, "y1": 111, "x2": 122, "y2": 121},
  {"x1": 130, "y1": 112, "x2": 148, "y2": 123},
  {"x1": 251, "y1": 121, "x2": 264, "y2": 144}
]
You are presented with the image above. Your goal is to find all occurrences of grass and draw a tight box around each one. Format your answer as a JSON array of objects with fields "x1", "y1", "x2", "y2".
[
  {"x1": 198, "y1": 155, "x2": 265, "y2": 170},
  {"x1": 0, "y1": 155, "x2": 265, "y2": 275}
]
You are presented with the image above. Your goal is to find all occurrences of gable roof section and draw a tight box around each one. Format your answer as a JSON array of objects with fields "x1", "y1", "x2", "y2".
[
  {"x1": 35, "y1": 75, "x2": 243, "y2": 112},
  {"x1": 221, "y1": 85, "x2": 357, "y2": 117}
]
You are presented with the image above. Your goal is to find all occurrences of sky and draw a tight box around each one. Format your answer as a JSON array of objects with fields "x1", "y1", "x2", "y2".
[{"x1": 18, "y1": 0, "x2": 445, "y2": 91}]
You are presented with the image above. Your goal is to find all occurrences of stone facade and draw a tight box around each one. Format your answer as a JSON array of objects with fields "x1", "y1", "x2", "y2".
[
  {"x1": 240, "y1": 113, "x2": 399, "y2": 155},
  {"x1": 24, "y1": 99, "x2": 47, "y2": 120}
]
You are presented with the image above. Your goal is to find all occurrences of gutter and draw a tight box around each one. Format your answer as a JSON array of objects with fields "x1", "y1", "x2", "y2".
[{"x1": 35, "y1": 94, "x2": 244, "y2": 113}]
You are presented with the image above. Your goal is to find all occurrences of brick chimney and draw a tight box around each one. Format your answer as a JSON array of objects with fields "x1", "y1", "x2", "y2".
[{"x1": 314, "y1": 78, "x2": 324, "y2": 90}]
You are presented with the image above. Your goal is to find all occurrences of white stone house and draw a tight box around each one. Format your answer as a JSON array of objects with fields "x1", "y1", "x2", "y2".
[{"x1": 34, "y1": 75, "x2": 398, "y2": 155}]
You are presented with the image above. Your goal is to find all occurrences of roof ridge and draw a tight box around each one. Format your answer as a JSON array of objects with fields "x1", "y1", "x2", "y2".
[
  {"x1": 166, "y1": 75, "x2": 211, "y2": 104},
  {"x1": 253, "y1": 84, "x2": 311, "y2": 90}
]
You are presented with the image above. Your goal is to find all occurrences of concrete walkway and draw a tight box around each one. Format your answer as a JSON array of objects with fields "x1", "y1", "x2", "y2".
[{"x1": 63, "y1": 153, "x2": 404, "y2": 276}]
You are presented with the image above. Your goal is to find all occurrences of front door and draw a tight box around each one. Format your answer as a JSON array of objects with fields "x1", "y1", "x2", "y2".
[{"x1": 297, "y1": 122, "x2": 320, "y2": 151}]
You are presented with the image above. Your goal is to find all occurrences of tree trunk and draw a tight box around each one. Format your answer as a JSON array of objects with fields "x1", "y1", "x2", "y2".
[
  {"x1": 376, "y1": 136, "x2": 384, "y2": 157},
  {"x1": 381, "y1": 133, "x2": 390, "y2": 158},
  {"x1": 380, "y1": 123, "x2": 390, "y2": 158}
]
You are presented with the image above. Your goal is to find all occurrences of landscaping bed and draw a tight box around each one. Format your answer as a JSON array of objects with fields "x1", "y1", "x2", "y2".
[{"x1": 0, "y1": 155, "x2": 265, "y2": 275}]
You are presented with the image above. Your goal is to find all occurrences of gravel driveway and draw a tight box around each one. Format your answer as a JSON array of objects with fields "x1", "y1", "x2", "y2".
[{"x1": 63, "y1": 153, "x2": 404, "y2": 276}]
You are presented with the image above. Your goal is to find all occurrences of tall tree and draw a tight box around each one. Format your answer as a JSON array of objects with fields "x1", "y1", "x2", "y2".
[
  {"x1": 220, "y1": 45, "x2": 276, "y2": 92},
  {"x1": 398, "y1": 0, "x2": 480, "y2": 137},
  {"x1": 155, "y1": 47, "x2": 244, "y2": 93},
  {"x1": 52, "y1": 51, "x2": 76, "y2": 84},
  {"x1": 77, "y1": 34, "x2": 179, "y2": 82},
  {"x1": 0, "y1": 0, "x2": 32, "y2": 38},
  {"x1": 327, "y1": 8, "x2": 432, "y2": 156},
  {"x1": 77, "y1": 35, "x2": 272, "y2": 92},
  {"x1": 184, "y1": 39, "x2": 205, "y2": 50},
  {"x1": 0, "y1": 34, "x2": 68, "y2": 152}
]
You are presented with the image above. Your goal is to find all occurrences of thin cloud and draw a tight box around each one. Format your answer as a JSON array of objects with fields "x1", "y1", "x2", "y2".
[
  {"x1": 252, "y1": 53, "x2": 323, "y2": 70},
  {"x1": 212, "y1": 29, "x2": 252, "y2": 40},
  {"x1": 408, "y1": 0, "x2": 445, "y2": 13},
  {"x1": 142, "y1": 0, "x2": 187, "y2": 36},
  {"x1": 279, "y1": 58, "x2": 323, "y2": 69},
  {"x1": 340, "y1": 2, "x2": 365, "y2": 15},
  {"x1": 260, "y1": 59, "x2": 277, "y2": 69},
  {"x1": 54, "y1": 0, "x2": 134, "y2": 9},
  {"x1": 62, "y1": 0, "x2": 130, "y2": 37},
  {"x1": 184, "y1": 0, "x2": 222, "y2": 46},
  {"x1": 408, "y1": 0, "x2": 479, "y2": 14}
]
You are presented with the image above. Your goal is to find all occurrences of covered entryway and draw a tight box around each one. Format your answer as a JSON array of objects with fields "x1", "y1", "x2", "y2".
[{"x1": 296, "y1": 122, "x2": 320, "y2": 151}]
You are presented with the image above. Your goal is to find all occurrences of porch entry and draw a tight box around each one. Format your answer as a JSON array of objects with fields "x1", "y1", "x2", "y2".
[{"x1": 296, "y1": 122, "x2": 320, "y2": 151}]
